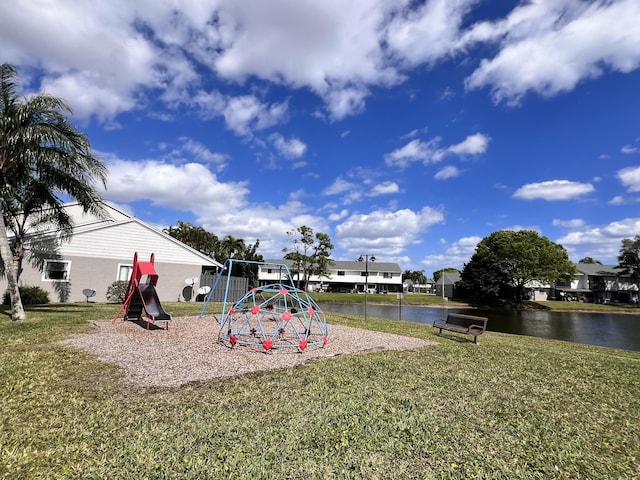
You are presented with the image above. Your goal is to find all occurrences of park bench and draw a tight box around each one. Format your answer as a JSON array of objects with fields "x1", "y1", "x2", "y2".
[{"x1": 433, "y1": 313, "x2": 488, "y2": 344}]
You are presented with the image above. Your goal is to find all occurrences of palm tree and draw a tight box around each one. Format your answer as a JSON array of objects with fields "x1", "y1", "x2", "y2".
[{"x1": 0, "y1": 63, "x2": 107, "y2": 320}]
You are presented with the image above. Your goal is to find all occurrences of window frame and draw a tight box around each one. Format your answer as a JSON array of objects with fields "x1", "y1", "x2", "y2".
[
  {"x1": 42, "y1": 260, "x2": 71, "y2": 282},
  {"x1": 117, "y1": 264, "x2": 133, "y2": 282}
]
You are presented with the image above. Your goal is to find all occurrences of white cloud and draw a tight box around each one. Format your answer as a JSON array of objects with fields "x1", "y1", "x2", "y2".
[
  {"x1": 401, "y1": 129, "x2": 420, "y2": 140},
  {"x1": 210, "y1": 0, "x2": 403, "y2": 119},
  {"x1": 557, "y1": 217, "x2": 640, "y2": 263},
  {"x1": 270, "y1": 134, "x2": 307, "y2": 159},
  {"x1": 464, "y1": 0, "x2": 640, "y2": 103},
  {"x1": 369, "y1": 181, "x2": 399, "y2": 196},
  {"x1": 420, "y1": 235, "x2": 482, "y2": 271},
  {"x1": 434, "y1": 166, "x2": 460, "y2": 180},
  {"x1": 0, "y1": 0, "x2": 195, "y2": 122},
  {"x1": 618, "y1": 165, "x2": 640, "y2": 192},
  {"x1": 336, "y1": 206, "x2": 444, "y2": 256},
  {"x1": 385, "y1": 0, "x2": 475, "y2": 67},
  {"x1": 5, "y1": 0, "x2": 638, "y2": 126},
  {"x1": 221, "y1": 95, "x2": 289, "y2": 136},
  {"x1": 385, "y1": 133, "x2": 489, "y2": 168},
  {"x1": 609, "y1": 195, "x2": 626, "y2": 206},
  {"x1": 179, "y1": 138, "x2": 229, "y2": 171},
  {"x1": 40, "y1": 72, "x2": 141, "y2": 122},
  {"x1": 104, "y1": 158, "x2": 249, "y2": 214},
  {"x1": 328, "y1": 209, "x2": 349, "y2": 222},
  {"x1": 103, "y1": 154, "x2": 332, "y2": 259},
  {"x1": 446, "y1": 133, "x2": 490, "y2": 156},
  {"x1": 323, "y1": 178, "x2": 357, "y2": 196},
  {"x1": 621, "y1": 145, "x2": 639, "y2": 154},
  {"x1": 200, "y1": 199, "x2": 329, "y2": 258},
  {"x1": 323, "y1": 86, "x2": 369, "y2": 121},
  {"x1": 552, "y1": 218, "x2": 585, "y2": 229},
  {"x1": 384, "y1": 139, "x2": 440, "y2": 168},
  {"x1": 513, "y1": 180, "x2": 595, "y2": 201}
]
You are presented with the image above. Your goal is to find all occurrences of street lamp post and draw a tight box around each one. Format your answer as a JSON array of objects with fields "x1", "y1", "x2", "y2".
[{"x1": 358, "y1": 254, "x2": 376, "y2": 321}]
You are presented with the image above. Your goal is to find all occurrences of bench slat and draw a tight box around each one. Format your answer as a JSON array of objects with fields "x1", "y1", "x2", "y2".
[{"x1": 433, "y1": 313, "x2": 488, "y2": 344}]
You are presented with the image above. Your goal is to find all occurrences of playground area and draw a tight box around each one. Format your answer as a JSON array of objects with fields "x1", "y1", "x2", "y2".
[
  {"x1": 78, "y1": 258, "x2": 432, "y2": 386},
  {"x1": 63, "y1": 315, "x2": 433, "y2": 387}
]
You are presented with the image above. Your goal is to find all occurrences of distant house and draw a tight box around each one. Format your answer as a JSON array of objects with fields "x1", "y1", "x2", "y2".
[
  {"x1": 2, "y1": 202, "x2": 222, "y2": 303},
  {"x1": 259, "y1": 259, "x2": 403, "y2": 293},
  {"x1": 525, "y1": 280, "x2": 552, "y2": 301},
  {"x1": 433, "y1": 271, "x2": 461, "y2": 299},
  {"x1": 426, "y1": 263, "x2": 637, "y2": 304},
  {"x1": 554, "y1": 263, "x2": 638, "y2": 304},
  {"x1": 403, "y1": 279, "x2": 435, "y2": 294}
]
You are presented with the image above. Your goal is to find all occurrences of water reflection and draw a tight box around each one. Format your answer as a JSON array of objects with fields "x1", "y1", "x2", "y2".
[{"x1": 321, "y1": 303, "x2": 640, "y2": 351}]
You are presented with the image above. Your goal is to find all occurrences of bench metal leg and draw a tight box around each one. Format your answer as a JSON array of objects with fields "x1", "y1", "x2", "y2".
[{"x1": 474, "y1": 335, "x2": 478, "y2": 345}]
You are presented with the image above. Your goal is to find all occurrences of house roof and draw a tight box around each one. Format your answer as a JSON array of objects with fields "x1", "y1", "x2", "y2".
[
  {"x1": 438, "y1": 271, "x2": 461, "y2": 285},
  {"x1": 264, "y1": 258, "x2": 402, "y2": 273},
  {"x1": 25, "y1": 201, "x2": 222, "y2": 267},
  {"x1": 575, "y1": 263, "x2": 621, "y2": 276}
]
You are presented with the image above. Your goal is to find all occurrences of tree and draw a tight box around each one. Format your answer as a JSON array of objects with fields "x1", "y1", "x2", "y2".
[
  {"x1": 459, "y1": 253, "x2": 515, "y2": 305},
  {"x1": 219, "y1": 234, "x2": 263, "y2": 287},
  {"x1": 617, "y1": 235, "x2": 640, "y2": 304},
  {"x1": 403, "y1": 269, "x2": 428, "y2": 292},
  {"x1": 579, "y1": 257, "x2": 602, "y2": 264},
  {"x1": 0, "y1": 63, "x2": 107, "y2": 320},
  {"x1": 403, "y1": 269, "x2": 427, "y2": 285},
  {"x1": 282, "y1": 226, "x2": 334, "y2": 291},
  {"x1": 460, "y1": 230, "x2": 575, "y2": 307},
  {"x1": 164, "y1": 222, "x2": 263, "y2": 286},
  {"x1": 164, "y1": 221, "x2": 220, "y2": 258}
]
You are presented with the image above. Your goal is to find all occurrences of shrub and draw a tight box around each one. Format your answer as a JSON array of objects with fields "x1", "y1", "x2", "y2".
[
  {"x1": 3, "y1": 285, "x2": 50, "y2": 305},
  {"x1": 106, "y1": 280, "x2": 129, "y2": 303}
]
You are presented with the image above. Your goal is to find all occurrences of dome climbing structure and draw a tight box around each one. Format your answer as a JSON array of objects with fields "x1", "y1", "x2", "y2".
[{"x1": 199, "y1": 260, "x2": 328, "y2": 352}]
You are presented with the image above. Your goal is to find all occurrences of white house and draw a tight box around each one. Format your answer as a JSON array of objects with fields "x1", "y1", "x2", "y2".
[
  {"x1": 259, "y1": 259, "x2": 403, "y2": 293},
  {"x1": 2, "y1": 202, "x2": 222, "y2": 303}
]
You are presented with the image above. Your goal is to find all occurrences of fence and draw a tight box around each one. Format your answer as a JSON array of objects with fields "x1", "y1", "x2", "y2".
[{"x1": 199, "y1": 274, "x2": 249, "y2": 302}]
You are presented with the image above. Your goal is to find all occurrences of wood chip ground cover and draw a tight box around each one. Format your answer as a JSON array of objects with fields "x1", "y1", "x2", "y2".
[{"x1": 62, "y1": 316, "x2": 435, "y2": 387}]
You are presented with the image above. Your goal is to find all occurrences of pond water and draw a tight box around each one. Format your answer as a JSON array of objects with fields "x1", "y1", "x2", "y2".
[{"x1": 320, "y1": 303, "x2": 640, "y2": 352}]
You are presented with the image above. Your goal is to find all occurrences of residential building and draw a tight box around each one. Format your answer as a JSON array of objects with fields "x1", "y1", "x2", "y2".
[
  {"x1": 433, "y1": 271, "x2": 461, "y2": 299},
  {"x1": 259, "y1": 259, "x2": 403, "y2": 293},
  {"x1": 2, "y1": 202, "x2": 222, "y2": 303},
  {"x1": 403, "y1": 279, "x2": 435, "y2": 294},
  {"x1": 553, "y1": 263, "x2": 638, "y2": 304}
]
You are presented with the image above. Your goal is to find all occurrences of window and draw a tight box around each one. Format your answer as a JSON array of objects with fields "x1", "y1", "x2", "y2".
[
  {"x1": 383, "y1": 272, "x2": 391, "y2": 279},
  {"x1": 337, "y1": 271, "x2": 345, "y2": 276},
  {"x1": 43, "y1": 260, "x2": 71, "y2": 281},
  {"x1": 117, "y1": 264, "x2": 133, "y2": 281}
]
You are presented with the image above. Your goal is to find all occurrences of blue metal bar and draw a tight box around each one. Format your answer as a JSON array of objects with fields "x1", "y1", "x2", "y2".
[{"x1": 198, "y1": 259, "x2": 229, "y2": 319}]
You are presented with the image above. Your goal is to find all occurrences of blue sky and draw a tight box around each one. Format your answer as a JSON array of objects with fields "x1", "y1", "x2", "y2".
[{"x1": 2, "y1": 0, "x2": 640, "y2": 275}]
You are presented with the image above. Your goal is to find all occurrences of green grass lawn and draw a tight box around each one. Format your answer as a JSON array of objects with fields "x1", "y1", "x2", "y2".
[
  {"x1": 1, "y1": 302, "x2": 639, "y2": 479},
  {"x1": 535, "y1": 299, "x2": 640, "y2": 314},
  {"x1": 315, "y1": 292, "x2": 640, "y2": 314},
  {"x1": 314, "y1": 292, "x2": 465, "y2": 307}
]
